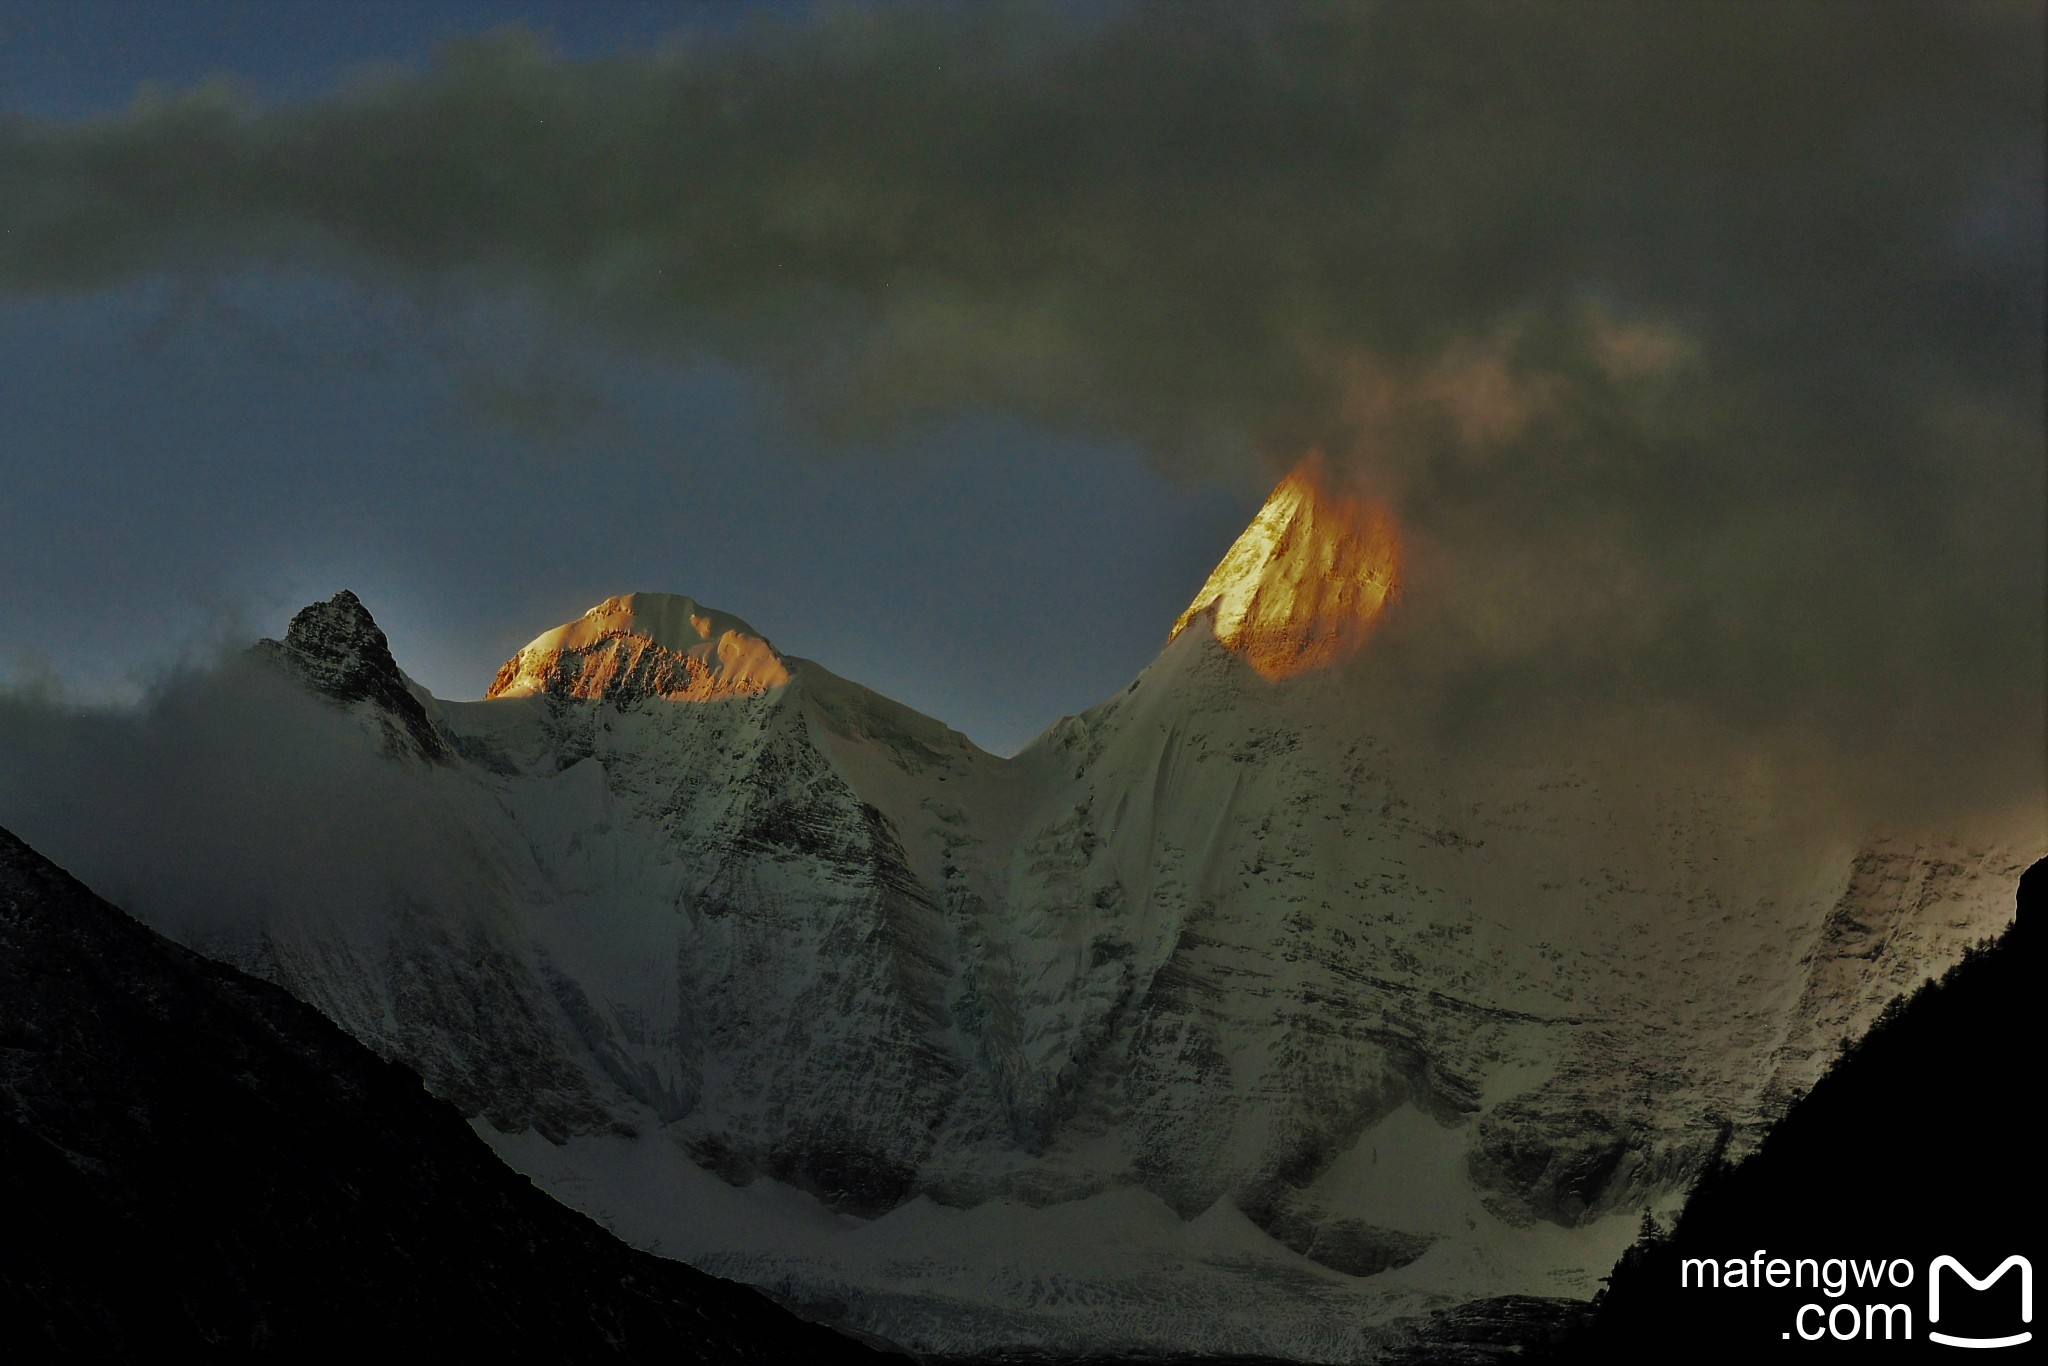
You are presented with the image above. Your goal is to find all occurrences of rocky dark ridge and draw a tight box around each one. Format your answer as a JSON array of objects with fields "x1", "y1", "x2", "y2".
[
  {"x1": 253, "y1": 589, "x2": 448, "y2": 759},
  {"x1": 12, "y1": 581, "x2": 2026, "y2": 1358},
  {"x1": 0, "y1": 824, "x2": 897, "y2": 1362},
  {"x1": 1531, "y1": 855, "x2": 2042, "y2": 1362}
]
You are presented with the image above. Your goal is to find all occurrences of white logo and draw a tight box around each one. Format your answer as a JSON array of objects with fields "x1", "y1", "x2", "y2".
[{"x1": 1929, "y1": 1255, "x2": 2032, "y2": 1349}]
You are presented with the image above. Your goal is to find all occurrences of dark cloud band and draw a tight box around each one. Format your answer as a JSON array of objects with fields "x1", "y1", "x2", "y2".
[{"x1": 1, "y1": 0, "x2": 2039, "y2": 819}]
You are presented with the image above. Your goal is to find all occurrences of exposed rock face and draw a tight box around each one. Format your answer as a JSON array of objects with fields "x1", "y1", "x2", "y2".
[
  {"x1": 0, "y1": 824, "x2": 894, "y2": 1363},
  {"x1": 12, "y1": 558, "x2": 2034, "y2": 1359},
  {"x1": 486, "y1": 593, "x2": 791, "y2": 703},
  {"x1": 253, "y1": 588, "x2": 448, "y2": 759},
  {"x1": 1544, "y1": 859, "x2": 2042, "y2": 1360},
  {"x1": 1169, "y1": 454, "x2": 1400, "y2": 679}
]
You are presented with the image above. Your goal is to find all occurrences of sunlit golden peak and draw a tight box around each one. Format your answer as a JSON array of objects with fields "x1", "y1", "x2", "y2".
[
  {"x1": 485, "y1": 592, "x2": 791, "y2": 702},
  {"x1": 1169, "y1": 454, "x2": 1401, "y2": 680}
]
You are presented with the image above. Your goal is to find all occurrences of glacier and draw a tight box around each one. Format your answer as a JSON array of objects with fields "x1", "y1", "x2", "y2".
[{"x1": 0, "y1": 494, "x2": 2034, "y2": 1361}]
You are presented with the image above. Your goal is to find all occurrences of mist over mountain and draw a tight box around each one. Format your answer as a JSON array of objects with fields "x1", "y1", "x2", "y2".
[
  {"x1": 0, "y1": 473, "x2": 2032, "y2": 1360},
  {"x1": 0, "y1": 823, "x2": 894, "y2": 1362},
  {"x1": 3, "y1": 0, "x2": 2040, "y2": 822},
  {"x1": 1, "y1": 7, "x2": 2038, "y2": 1360}
]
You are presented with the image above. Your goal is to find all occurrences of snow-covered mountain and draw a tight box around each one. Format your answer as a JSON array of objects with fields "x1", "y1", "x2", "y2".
[
  {"x1": 6, "y1": 470, "x2": 2034, "y2": 1361},
  {"x1": 0, "y1": 823, "x2": 895, "y2": 1362}
]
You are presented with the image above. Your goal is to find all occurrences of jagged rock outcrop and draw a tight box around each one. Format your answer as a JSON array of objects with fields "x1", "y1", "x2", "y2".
[
  {"x1": 4, "y1": 475, "x2": 2034, "y2": 1361},
  {"x1": 253, "y1": 588, "x2": 448, "y2": 759},
  {"x1": 1169, "y1": 453, "x2": 1400, "y2": 679}
]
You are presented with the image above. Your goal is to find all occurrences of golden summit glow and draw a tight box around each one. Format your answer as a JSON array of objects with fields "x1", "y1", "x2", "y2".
[
  {"x1": 1170, "y1": 454, "x2": 1401, "y2": 680},
  {"x1": 485, "y1": 593, "x2": 791, "y2": 702}
]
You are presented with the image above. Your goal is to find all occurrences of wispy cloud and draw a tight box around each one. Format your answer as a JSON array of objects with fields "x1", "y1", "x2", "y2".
[{"x1": 1, "y1": 0, "x2": 2039, "y2": 818}]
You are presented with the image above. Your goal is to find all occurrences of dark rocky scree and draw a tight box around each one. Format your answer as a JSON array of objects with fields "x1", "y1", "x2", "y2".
[
  {"x1": 252, "y1": 589, "x2": 449, "y2": 760},
  {"x1": 0, "y1": 824, "x2": 897, "y2": 1363}
]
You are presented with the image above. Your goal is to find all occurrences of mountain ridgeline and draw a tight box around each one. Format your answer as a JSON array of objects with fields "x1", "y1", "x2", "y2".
[
  {"x1": 0, "y1": 469, "x2": 2033, "y2": 1360},
  {"x1": 0, "y1": 825, "x2": 894, "y2": 1362},
  {"x1": 1540, "y1": 857, "x2": 2040, "y2": 1361}
]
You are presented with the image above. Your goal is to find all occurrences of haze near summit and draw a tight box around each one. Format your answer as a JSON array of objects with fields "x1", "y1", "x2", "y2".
[{"x1": 0, "y1": 0, "x2": 2040, "y2": 824}]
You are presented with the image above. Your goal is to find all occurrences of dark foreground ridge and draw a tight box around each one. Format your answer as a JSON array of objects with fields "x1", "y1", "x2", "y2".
[
  {"x1": 1536, "y1": 855, "x2": 2042, "y2": 1362},
  {"x1": 0, "y1": 824, "x2": 895, "y2": 1362}
]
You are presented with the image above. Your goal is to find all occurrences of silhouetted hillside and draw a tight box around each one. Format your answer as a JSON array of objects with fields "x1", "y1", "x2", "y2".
[
  {"x1": 0, "y1": 825, "x2": 893, "y2": 1362},
  {"x1": 1543, "y1": 856, "x2": 2041, "y2": 1360}
]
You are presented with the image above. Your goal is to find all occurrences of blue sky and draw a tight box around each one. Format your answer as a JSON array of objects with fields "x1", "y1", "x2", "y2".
[
  {"x1": 0, "y1": 0, "x2": 1253, "y2": 754},
  {"x1": 0, "y1": 1, "x2": 796, "y2": 115},
  {"x1": 1, "y1": 1, "x2": 2038, "y2": 808}
]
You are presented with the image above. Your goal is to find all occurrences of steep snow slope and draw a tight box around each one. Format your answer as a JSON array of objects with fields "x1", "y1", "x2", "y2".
[
  {"x1": 0, "y1": 822, "x2": 895, "y2": 1362},
  {"x1": 3, "y1": 476, "x2": 2033, "y2": 1361},
  {"x1": 980, "y1": 622, "x2": 2028, "y2": 1231}
]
